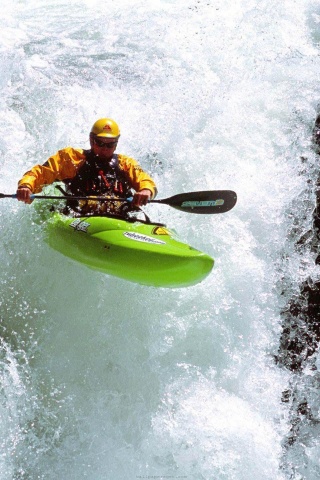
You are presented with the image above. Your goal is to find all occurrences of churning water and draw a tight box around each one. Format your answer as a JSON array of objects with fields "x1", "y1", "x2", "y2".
[{"x1": 1, "y1": 0, "x2": 320, "y2": 478}]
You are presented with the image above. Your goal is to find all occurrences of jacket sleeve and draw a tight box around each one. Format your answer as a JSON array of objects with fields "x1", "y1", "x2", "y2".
[
  {"x1": 18, "y1": 147, "x2": 86, "y2": 193},
  {"x1": 118, "y1": 154, "x2": 157, "y2": 199}
]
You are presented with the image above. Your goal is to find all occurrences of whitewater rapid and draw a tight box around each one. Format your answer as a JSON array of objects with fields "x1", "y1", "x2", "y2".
[{"x1": 1, "y1": 0, "x2": 320, "y2": 478}]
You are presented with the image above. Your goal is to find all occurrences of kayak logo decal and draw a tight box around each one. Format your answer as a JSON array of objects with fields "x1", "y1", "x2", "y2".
[
  {"x1": 69, "y1": 219, "x2": 91, "y2": 233},
  {"x1": 152, "y1": 227, "x2": 170, "y2": 235},
  {"x1": 181, "y1": 199, "x2": 225, "y2": 207},
  {"x1": 124, "y1": 232, "x2": 165, "y2": 245}
]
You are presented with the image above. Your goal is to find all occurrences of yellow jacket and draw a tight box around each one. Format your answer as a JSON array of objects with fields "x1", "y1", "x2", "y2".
[{"x1": 18, "y1": 147, "x2": 157, "y2": 198}]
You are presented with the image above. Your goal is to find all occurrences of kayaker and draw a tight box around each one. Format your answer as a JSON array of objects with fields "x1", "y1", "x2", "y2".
[{"x1": 16, "y1": 118, "x2": 157, "y2": 217}]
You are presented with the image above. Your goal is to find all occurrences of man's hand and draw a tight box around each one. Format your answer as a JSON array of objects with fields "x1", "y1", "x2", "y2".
[
  {"x1": 16, "y1": 187, "x2": 33, "y2": 204},
  {"x1": 132, "y1": 189, "x2": 152, "y2": 207}
]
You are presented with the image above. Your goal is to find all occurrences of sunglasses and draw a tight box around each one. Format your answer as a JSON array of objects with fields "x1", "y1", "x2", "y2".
[{"x1": 93, "y1": 137, "x2": 118, "y2": 148}]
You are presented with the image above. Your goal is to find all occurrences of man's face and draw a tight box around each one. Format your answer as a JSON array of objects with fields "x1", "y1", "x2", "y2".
[{"x1": 91, "y1": 135, "x2": 118, "y2": 160}]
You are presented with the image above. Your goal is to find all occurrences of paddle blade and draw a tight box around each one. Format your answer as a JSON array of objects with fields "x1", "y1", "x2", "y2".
[{"x1": 155, "y1": 190, "x2": 237, "y2": 214}]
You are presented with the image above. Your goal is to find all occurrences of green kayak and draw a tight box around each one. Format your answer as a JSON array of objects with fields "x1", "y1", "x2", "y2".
[{"x1": 45, "y1": 213, "x2": 214, "y2": 288}]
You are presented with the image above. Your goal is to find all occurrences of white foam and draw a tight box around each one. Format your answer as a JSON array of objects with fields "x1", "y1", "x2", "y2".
[{"x1": 0, "y1": 0, "x2": 319, "y2": 478}]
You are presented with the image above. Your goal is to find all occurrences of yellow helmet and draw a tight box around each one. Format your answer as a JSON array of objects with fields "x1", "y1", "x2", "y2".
[{"x1": 90, "y1": 118, "x2": 120, "y2": 138}]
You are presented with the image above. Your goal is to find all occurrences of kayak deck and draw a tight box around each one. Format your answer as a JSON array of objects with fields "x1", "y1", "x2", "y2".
[{"x1": 45, "y1": 214, "x2": 214, "y2": 288}]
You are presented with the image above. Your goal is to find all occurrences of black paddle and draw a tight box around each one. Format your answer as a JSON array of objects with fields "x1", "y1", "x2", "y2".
[
  {"x1": 0, "y1": 190, "x2": 237, "y2": 214},
  {"x1": 151, "y1": 190, "x2": 237, "y2": 214}
]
